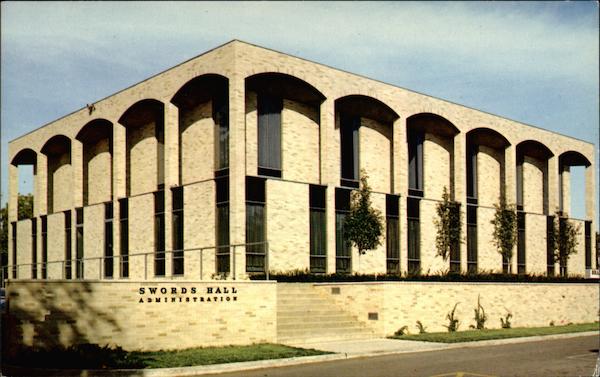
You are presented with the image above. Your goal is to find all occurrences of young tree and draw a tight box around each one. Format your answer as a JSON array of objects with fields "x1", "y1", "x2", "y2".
[
  {"x1": 344, "y1": 172, "x2": 384, "y2": 257},
  {"x1": 551, "y1": 213, "x2": 581, "y2": 277},
  {"x1": 1, "y1": 194, "x2": 34, "y2": 283},
  {"x1": 490, "y1": 197, "x2": 517, "y2": 273},
  {"x1": 434, "y1": 186, "x2": 461, "y2": 269}
]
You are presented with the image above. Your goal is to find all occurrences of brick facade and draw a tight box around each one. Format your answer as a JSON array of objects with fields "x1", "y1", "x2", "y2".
[{"x1": 6, "y1": 40, "x2": 596, "y2": 280}]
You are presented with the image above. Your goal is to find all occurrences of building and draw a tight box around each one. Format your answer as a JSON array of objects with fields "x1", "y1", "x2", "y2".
[
  {"x1": 3, "y1": 40, "x2": 598, "y2": 352},
  {"x1": 7, "y1": 40, "x2": 596, "y2": 281}
]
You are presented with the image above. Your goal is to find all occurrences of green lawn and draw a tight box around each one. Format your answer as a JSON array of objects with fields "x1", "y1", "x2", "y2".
[
  {"x1": 390, "y1": 322, "x2": 599, "y2": 343},
  {"x1": 8, "y1": 343, "x2": 330, "y2": 370}
]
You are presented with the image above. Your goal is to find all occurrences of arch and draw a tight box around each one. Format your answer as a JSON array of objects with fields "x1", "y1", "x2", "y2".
[
  {"x1": 76, "y1": 119, "x2": 114, "y2": 205},
  {"x1": 119, "y1": 99, "x2": 165, "y2": 196},
  {"x1": 41, "y1": 134, "x2": 72, "y2": 213},
  {"x1": 466, "y1": 127, "x2": 510, "y2": 149},
  {"x1": 558, "y1": 150, "x2": 591, "y2": 218},
  {"x1": 171, "y1": 74, "x2": 229, "y2": 183},
  {"x1": 406, "y1": 113, "x2": 459, "y2": 199},
  {"x1": 41, "y1": 134, "x2": 71, "y2": 157},
  {"x1": 118, "y1": 99, "x2": 164, "y2": 129},
  {"x1": 246, "y1": 72, "x2": 325, "y2": 106},
  {"x1": 11, "y1": 148, "x2": 37, "y2": 166},
  {"x1": 335, "y1": 95, "x2": 397, "y2": 192},
  {"x1": 171, "y1": 74, "x2": 229, "y2": 110},
  {"x1": 558, "y1": 151, "x2": 591, "y2": 168},
  {"x1": 516, "y1": 140, "x2": 554, "y2": 161},
  {"x1": 466, "y1": 128, "x2": 509, "y2": 206},
  {"x1": 335, "y1": 95, "x2": 399, "y2": 125},
  {"x1": 246, "y1": 72, "x2": 324, "y2": 181},
  {"x1": 515, "y1": 140, "x2": 552, "y2": 215},
  {"x1": 406, "y1": 113, "x2": 459, "y2": 138},
  {"x1": 76, "y1": 118, "x2": 113, "y2": 144}
]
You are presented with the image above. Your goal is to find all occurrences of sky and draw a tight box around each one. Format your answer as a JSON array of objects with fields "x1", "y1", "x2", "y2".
[{"x1": 1, "y1": 1, "x2": 598, "y2": 220}]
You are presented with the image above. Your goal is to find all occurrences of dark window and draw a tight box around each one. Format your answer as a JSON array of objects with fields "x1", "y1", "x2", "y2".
[
  {"x1": 246, "y1": 203, "x2": 266, "y2": 272},
  {"x1": 11, "y1": 222, "x2": 17, "y2": 278},
  {"x1": 172, "y1": 187, "x2": 184, "y2": 275},
  {"x1": 214, "y1": 95, "x2": 229, "y2": 170},
  {"x1": 216, "y1": 204, "x2": 230, "y2": 274},
  {"x1": 449, "y1": 202, "x2": 461, "y2": 274},
  {"x1": 119, "y1": 199, "x2": 129, "y2": 278},
  {"x1": 335, "y1": 188, "x2": 351, "y2": 273},
  {"x1": 76, "y1": 208, "x2": 84, "y2": 279},
  {"x1": 31, "y1": 218, "x2": 37, "y2": 279},
  {"x1": 41, "y1": 216, "x2": 47, "y2": 279},
  {"x1": 408, "y1": 129, "x2": 424, "y2": 194},
  {"x1": 559, "y1": 218, "x2": 568, "y2": 276},
  {"x1": 516, "y1": 211, "x2": 525, "y2": 274},
  {"x1": 386, "y1": 195, "x2": 400, "y2": 274},
  {"x1": 216, "y1": 176, "x2": 230, "y2": 274},
  {"x1": 407, "y1": 197, "x2": 420, "y2": 274},
  {"x1": 585, "y1": 221, "x2": 592, "y2": 269},
  {"x1": 467, "y1": 144, "x2": 478, "y2": 200},
  {"x1": 467, "y1": 205, "x2": 478, "y2": 274},
  {"x1": 246, "y1": 176, "x2": 266, "y2": 272},
  {"x1": 156, "y1": 116, "x2": 165, "y2": 188},
  {"x1": 154, "y1": 191, "x2": 165, "y2": 276},
  {"x1": 516, "y1": 155, "x2": 524, "y2": 208},
  {"x1": 546, "y1": 216, "x2": 555, "y2": 276},
  {"x1": 105, "y1": 203, "x2": 113, "y2": 278},
  {"x1": 258, "y1": 95, "x2": 282, "y2": 176},
  {"x1": 310, "y1": 185, "x2": 327, "y2": 273},
  {"x1": 340, "y1": 115, "x2": 360, "y2": 187},
  {"x1": 64, "y1": 211, "x2": 72, "y2": 279}
]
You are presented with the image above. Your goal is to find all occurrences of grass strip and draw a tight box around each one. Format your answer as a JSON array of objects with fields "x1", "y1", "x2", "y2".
[
  {"x1": 9, "y1": 343, "x2": 330, "y2": 369},
  {"x1": 389, "y1": 322, "x2": 599, "y2": 343}
]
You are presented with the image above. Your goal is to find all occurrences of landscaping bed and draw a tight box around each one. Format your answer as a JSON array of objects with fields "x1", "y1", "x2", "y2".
[
  {"x1": 389, "y1": 322, "x2": 599, "y2": 343},
  {"x1": 5, "y1": 343, "x2": 329, "y2": 370}
]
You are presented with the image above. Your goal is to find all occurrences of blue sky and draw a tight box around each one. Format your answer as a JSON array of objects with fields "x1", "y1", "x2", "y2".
[{"x1": 1, "y1": 1, "x2": 598, "y2": 219}]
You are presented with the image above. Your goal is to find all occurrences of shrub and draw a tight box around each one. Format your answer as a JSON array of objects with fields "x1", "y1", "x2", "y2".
[
  {"x1": 434, "y1": 187, "x2": 461, "y2": 268},
  {"x1": 416, "y1": 320, "x2": 427, "y2": 334},
  {"x1": 551, "y1": 214, "x2": 582, "y2": 277},
  {"x1": 501, "y1": 311, "x2": 513, "y2": 329},
  {"x1": 491, "y1": 197, "x2": 517, "y2": 273},
  {"x1": 394, "y1": 325, "x2": 409, "y2": 336},
  {"x1": 444, "y1": 303, "x2": 460, "y2": 332},
  {"x1": 344, "y1": 172, "x2": 384, "y2": 256},
  {"x1": 470, "y1": 295, "x2": 487, "y2": 330}
]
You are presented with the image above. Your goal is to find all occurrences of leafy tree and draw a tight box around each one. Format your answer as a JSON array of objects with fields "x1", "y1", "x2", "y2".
[
  {"x1": 490, "y1": 197, "x2": 517, "y2": 273},
  {"x1": 344, "y1": 172, "x2": 384, "y2": 256},
  {"x1": 17, "y1": 193, "x2": 34, "y2": 221},
  {"x1": 434, "y1": 186, "x2": 461, "y2": 265},
  {"x1": 551, "y1": 213, "x2": 581, "y2": 277},
  {"x1": 1, "y1": 194, "x2": 34, "y2": 280}
]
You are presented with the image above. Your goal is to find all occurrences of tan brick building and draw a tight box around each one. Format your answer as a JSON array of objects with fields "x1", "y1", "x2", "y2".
[{"x1": 6, "y1": 40, "x2": 597, "y2": 282}]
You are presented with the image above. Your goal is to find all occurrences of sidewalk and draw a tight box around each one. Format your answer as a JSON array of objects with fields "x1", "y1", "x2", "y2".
[{"x1": 2, "y1": 331, "x2": 597, "y2": 377}]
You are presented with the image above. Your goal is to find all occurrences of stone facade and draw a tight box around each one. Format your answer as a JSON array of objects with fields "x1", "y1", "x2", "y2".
[
  {"x1": 6, "y1": 40, "x2": 596, "y2": 280},
  {"x1": 313, "y1": 281, "x2": 599, "y2": 335},
  {"x1": 5, "y1": 281, "x2": 276, "y2": 352},
  {"x1": 4, "y1": 280, "x2": 596, "y2": 352}
]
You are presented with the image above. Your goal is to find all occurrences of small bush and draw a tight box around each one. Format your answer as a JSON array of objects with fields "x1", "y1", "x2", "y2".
[
  {"x1": 8, "y1": 344, "x2": 142, "y2": 369},
  {"x1": 470, "y1": 295, "x2": 487, "y2": 330},
  {"x1": 549, "y1": 321, "x2": 555, "y2": 327},
  {"x1": 416, "y1": 320, "x2": 427, "y2": 334},
  {"x1": 394, "y1": 326, "x2": 409, "y2": 336},
  {"x1": 444, "y1": 303, "x2": 460, "y2": 332},
  {"x1": 248, "y1": 270, "x2": 590, "y2": 283},
  {"x1": 501, "y1": 311, "x2": 513, "y2": 329}
]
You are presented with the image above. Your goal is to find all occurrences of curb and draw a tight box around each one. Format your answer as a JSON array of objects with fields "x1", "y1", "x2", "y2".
[{"x1": 2, "y1": 331, "x2": 598, "y2": 377}]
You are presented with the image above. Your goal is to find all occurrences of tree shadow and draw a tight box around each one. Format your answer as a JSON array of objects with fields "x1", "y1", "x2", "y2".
[{"x1": 1, "y1": 281, "x2": 144, "y2": 376}]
